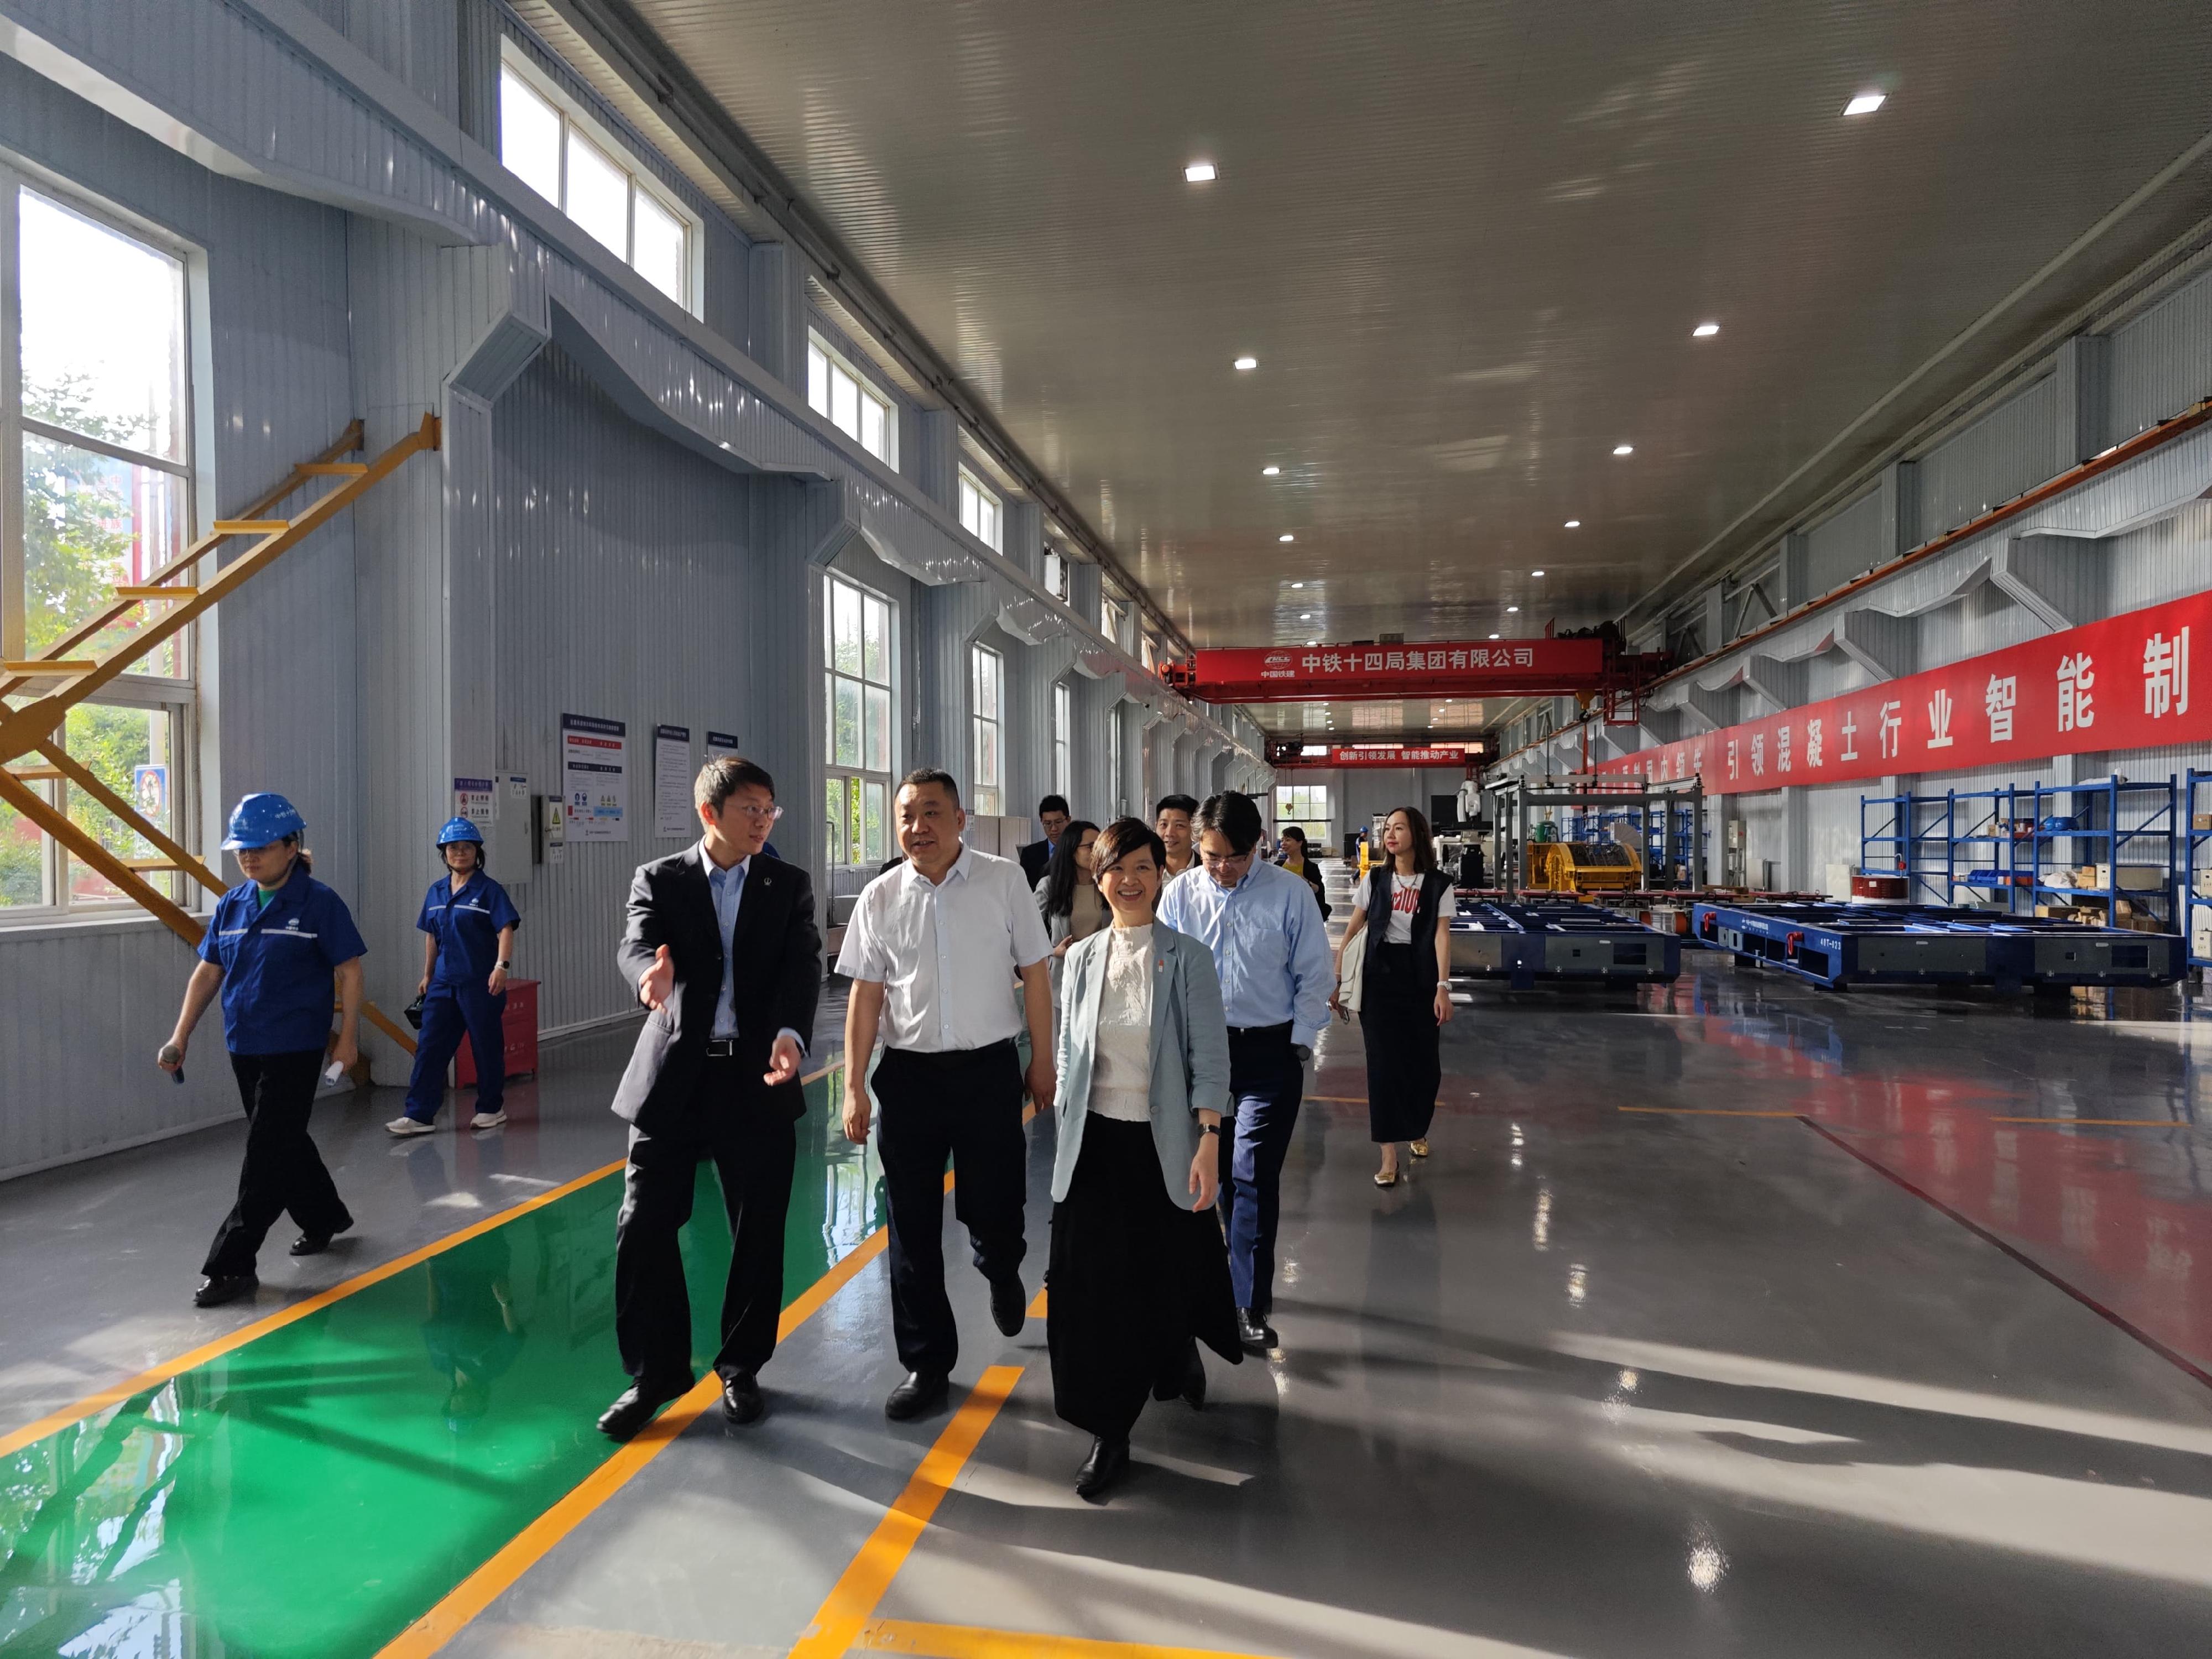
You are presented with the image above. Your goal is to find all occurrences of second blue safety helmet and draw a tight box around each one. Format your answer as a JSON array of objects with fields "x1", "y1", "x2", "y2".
[{"x1": 436, "y1": 815, "x2": 484, "y2": 857}]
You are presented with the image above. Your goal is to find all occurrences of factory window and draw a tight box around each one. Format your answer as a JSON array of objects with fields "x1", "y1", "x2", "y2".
[
  {"x1": 824, "y1": 575, "x2": 895, "y2": 867},
  {"x1": 971, "y1": 643, "x2": 1004, "y2": 816},
  {"x1": 1052, "y1": 681, "x2": 1073, "y2": 802},
  {"x1": 3, "y1": 175, "x2": 197, "y2": 921},
  {"x1": 1102, "y1": 594, "x2": 1126, "y2": 646},
  {"x1": 807, "y1": 332, "x2": 895, "y2": 465},
  {"x1": 1107, "y1": 706, "x2": 1125, "y2": 816},
  {"x1": 499, "y1": 48, "x2": 697, "y2": 310},
  {"x1": 959, "y1": 469, "x2": 1003, "y2": 554},
  {"x1": 1275, "y1": 784, "x2": 1332, "y2": 848},
  {"x1": 1043, "y1": 549, "x2": 1067, "y2": 600}
]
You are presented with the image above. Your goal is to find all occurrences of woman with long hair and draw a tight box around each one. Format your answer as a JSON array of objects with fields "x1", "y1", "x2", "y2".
[
  {"x1": 1274, "y1": 825, "x2": 1329, "y2": 920},
  {"x1": 1331, "y1": 807, "x2": 1455, "y2": 1187},
  {"x1": 1047, "y1": 817, "x2": 1241, "y2": 1500},
  {"x1": 1036, "y1": 820, "x2": 1103, "y2": 1014}
]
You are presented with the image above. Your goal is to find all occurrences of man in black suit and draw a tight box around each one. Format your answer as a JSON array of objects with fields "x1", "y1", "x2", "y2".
[
  {"x1": 1016, "y1": 794, "x2": 1071, "y2": 886},
  {"x1": 597, "y1": 756, "x2": 821, "y2": 1441}
]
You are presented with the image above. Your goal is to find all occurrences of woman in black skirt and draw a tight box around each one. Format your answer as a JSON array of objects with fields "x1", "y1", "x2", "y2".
[
  {"x1": 1332, "y1": 807, "x2": 1456, "y2": 1187},
  {"x1": 1047, "y1": 817, "x2": 1241, "y2": 1501}
]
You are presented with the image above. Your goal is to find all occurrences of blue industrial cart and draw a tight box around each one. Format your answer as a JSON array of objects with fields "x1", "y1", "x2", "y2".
[{"x1": 1449, "y1": 899, "x2": 1681, "y2": 988}]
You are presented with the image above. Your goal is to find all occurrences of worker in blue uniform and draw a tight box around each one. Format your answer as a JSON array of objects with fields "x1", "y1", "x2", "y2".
[
  {"x1": 158, "y1": 793, "x2": 368, "y2": 1308},
  {"x1": 388, "y1": 817, "x2": 521, "y2": 1136}
]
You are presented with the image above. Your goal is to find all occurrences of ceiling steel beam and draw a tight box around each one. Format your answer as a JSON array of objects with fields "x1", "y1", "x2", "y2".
[{"x1": 533, "y1": 0, "x2": 1192, "y2": 657}]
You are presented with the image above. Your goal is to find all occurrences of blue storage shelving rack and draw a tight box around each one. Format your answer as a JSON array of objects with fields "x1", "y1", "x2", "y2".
[
  {"x1": 1859, "y1": 776, "x2": 2180, "y2": 930},
  {"x1": 2187, "y1": 770, "x2": 2212, "y2": 972}
]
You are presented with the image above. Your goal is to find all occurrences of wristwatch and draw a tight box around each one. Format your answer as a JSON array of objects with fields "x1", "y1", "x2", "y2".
[
  {"x1": 1199, "y1": 1124, "x2": 1219, "y2": 1136},
  {"x1": 495, "y1": 959, "x2": 513, "y2": 971}
]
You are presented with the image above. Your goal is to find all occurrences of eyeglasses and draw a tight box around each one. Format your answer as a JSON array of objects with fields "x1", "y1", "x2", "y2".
[{"x1": 722, "y1": 804, "x2": 785, "y2": 822}]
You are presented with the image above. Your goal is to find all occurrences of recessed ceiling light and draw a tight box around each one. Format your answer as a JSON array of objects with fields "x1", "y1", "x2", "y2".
[
  {"x1": 1261, "y1": 465, "x2": 1281, "y2": 476},
  {"x1": 1289, "y1": 581, "x2": 1304, "y2": 588},
  {"x1": 1301, "y1": 613, "x2": 1313, "y2": 620},
  {"x1": 1489, "y1": 632, "x2": 1502, "y2": 640},
  {"x1": 1844, "y1": 91, "x2": 1885, "y2": 117},
  {"x1": 1692, "y1": 321, "x2": 1720, "y2": 338},
  {"x1": 1612, "y1": 444, "x2": 1634, "y2": 456},
  {"x1": 1506, "y1": 606, "x2": 1520, "y2": 614},
  {"x1": 1564, "y1": 519, "x2": 1580, "y2": 528},
  {"x1": 1185, "y1": 160, "x2": 1218, "y2": 182},
  {"x1": 1278, "y1": 533, "x2": 1295, "y2": 542},
  {"x1": 1234, "y1": 356, "x2": 1258, "y2": 371},
  {"x1": 1308, "y1": 639, "x2": 1320, "y2": 646},
  {"x1": 1530, "y1": 568, "x2": 1546, "y2": 577}
]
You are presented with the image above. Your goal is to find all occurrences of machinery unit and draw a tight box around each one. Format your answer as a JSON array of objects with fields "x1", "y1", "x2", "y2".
[
  {"x1": 1525, "y1": 838, "x2": 1641, "y2": 893},
  {"x1": 1690, "y1": 900, "x2": 2183, "y2": 992},
  {"x1": 1449, "y1": 899, "x2": 1682, "y2": 988}
]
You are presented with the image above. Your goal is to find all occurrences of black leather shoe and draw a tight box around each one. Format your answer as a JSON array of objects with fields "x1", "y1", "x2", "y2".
[
  {"x1": 597, "y1": 1377, "x2": 691, "y2": 1442},
  {"x1": 884, "y1": 1371, "x2": 949, "y2": 1421},
  {"x1": 193, "y1": 1274, "x2": 257, "y2": 1308},
  {"x1": 289, "y1": 1218, "x2": 352, "y2": 1256},
  {"x1": 719, "y1": 1369, "x2": 764, "y2": 1426},
  {"x1": 989, "y1": 1275, "x2": 1027, "y2": 1337},
  {"x1": 1180, "y1": 1343, "x2": 1207, "y2": 1410},
  {"x1": 1075, "y1": 1435, "x2": 1130, "y2": 1502},
  {"x1": 1237, "y1": 1308, "x2": 1277, "y2": 1354}
]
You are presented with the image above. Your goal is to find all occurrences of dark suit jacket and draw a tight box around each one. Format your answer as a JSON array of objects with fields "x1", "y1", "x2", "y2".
[
  {"x1": 612, "y1": 846, "x2": 821, "y2": 1129},
  {"x1": 1018, "y1": 838, "x2": 1053, "y2": 886}
]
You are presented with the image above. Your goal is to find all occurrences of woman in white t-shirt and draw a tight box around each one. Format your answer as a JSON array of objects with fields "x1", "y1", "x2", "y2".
[{"x1": 1331, "y1": 807, "x2": 1456, "y2": 1186}]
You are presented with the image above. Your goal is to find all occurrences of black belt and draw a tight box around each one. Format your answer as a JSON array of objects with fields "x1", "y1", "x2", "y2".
[{"x1": 1227, "y1": 1021, "x2": 1293, "y2": 1040}]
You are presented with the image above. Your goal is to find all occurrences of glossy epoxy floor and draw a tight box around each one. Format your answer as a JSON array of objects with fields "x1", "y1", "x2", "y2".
[{"x1": 7, "y1": 957, "x2": 2212, "y2": 1657}]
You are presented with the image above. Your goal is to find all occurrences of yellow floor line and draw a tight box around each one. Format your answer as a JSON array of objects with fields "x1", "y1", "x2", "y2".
[
  {"x1": 857, "y1": 1621, "x2": 1286, "y2": 1659},
  {"x1": 790, "y1": 1365, "x2": 1027, "y2": 1659},
  {"x1": 0, "y1": 1155, "x2": 625, "y2": 1460},
  {"x1": 1618, "y1": 1105, "x2": 1801, "y2": 1118}
]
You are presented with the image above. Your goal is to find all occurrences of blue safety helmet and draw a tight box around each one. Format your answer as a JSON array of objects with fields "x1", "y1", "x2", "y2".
[
  {"x1": 222, "y1": 792, "x2": 305, "y2": 850},
  {"x1": 436, "y1": 816, "x2": 484, "y2": 848}
]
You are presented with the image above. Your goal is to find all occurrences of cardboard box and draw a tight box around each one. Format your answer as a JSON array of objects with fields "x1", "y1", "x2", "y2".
[
  {"x1": 2195, "y1": 869, "x2": 2212, "y2": 900},
  {"x1": 2194, "y1": 812, "x2": 2212, "y2": 832},
  {"x1": 2094, "y1": 864, "x2": 2168, "y2": 892}
]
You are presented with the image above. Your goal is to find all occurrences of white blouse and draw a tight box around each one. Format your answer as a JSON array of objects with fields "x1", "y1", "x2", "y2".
[{"x1": 1088, "y1": 924, "x2": 1155, "y2": 1121}]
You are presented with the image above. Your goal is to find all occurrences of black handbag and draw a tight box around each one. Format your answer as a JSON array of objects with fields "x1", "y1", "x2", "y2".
[{"x1": 404, "y1": 993, "x2": 426, "y2": 1031}]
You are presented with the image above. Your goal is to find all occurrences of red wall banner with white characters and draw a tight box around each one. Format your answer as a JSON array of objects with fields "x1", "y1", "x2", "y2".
[{"x1": 1594, "y1": 593, "x2": 2206, "y2": 796}]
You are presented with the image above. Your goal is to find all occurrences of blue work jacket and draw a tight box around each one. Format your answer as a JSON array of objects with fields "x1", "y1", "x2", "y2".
[
  {"x1": 418, "y1": 870, "x2": 520, "y2": 990},
  {"x1": 198, "y1": 863, "x2": 369, "y2": 1054}
]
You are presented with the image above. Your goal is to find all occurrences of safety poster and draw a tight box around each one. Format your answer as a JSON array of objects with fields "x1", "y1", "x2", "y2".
[
  {"x1": 560, "y1": 714, "x2": 628, "y2": 841},
  {"x1": 654, "y1": 724, "x2": 692, "y2": 838}
]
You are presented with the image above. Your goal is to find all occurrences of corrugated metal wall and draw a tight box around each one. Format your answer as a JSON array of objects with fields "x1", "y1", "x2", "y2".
[
  {"x1": 2110, "y1": 267, "x2": 2212, "y2": 440},
  {"x1": 0, "y1": 56, "x2": 365, "y2": 1175},
  {"x1": 1916, "y1": 375, "x2": 2060, "y2": 541}
]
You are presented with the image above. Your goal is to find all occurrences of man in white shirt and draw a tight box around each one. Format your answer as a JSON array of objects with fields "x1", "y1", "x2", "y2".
[{"x1": 837, "y1": 768, "x2": 1057, "y2": 1421}]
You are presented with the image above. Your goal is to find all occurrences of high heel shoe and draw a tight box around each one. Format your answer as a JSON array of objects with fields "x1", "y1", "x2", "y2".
[
  {"x1": 1410, "y1": 1139, "x2": 1431, "y2": 1159},
  {"x1": 1373, "y1": 1168, "x2": 1399, "y2": 1187}
]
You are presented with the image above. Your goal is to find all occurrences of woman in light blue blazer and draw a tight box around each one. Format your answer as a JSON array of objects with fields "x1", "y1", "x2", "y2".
[{"x1": 1048, "y1": 816, "x2": 1241, "y2": 1503}]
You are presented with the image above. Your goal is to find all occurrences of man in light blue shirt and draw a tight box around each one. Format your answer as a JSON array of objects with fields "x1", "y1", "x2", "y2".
[{"x1": 1157, "y1": 791, "x2": 1332, "y2": 1353}]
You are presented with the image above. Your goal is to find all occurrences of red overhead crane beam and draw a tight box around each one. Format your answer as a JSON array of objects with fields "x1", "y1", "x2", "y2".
[{"x1": 1164, "y1": 634, "x2": 1670, "y2": 721}]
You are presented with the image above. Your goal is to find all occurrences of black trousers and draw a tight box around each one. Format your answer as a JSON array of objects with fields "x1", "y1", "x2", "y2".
[
  {"x1": 874, "y1": 1041, "x2": 1028, "y2": 1378},
  {"x1": 613, "y1": 1058, "x2": 798, "y2": 1387},
  {"x1": 1361, "y1": 943, "x2": 1442, "y2": 1144},
  {"x1": 202, "y1": 1049, "x2": 353, "y2": 1277}
]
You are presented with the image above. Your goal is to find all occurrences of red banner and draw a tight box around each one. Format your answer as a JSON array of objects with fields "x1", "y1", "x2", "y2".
[
  {"x1": 1595, "y1": 592, "x2": 2209, "y2": 795},
  {"x1": 1182, "y1": 638, "x2": 1605, "y2": 702},
  {"x1": 1277, "y1": 744, "x2": 1479, "y2": 769}
]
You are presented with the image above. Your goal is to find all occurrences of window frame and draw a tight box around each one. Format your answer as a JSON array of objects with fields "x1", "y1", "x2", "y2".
[
  {"x1": 497, "y1": 45, "x2": 702, "y2": 314},
  {"x1": 1274, "y1": 783, "x2": 1333, "y2": 849},
  {"x1": 807, "y1": 328, "x2": 898, "y2": 467},
  {"x1": 1100, "y1": 592, "x2": 1126, "y2": 648},
  {"x1": 2, "y1": 165, "x2": 202, "y2": 925},
  {"x1": 823, "y1": 572, "x2": 897, "y2": 869},
  {"x1": 970, "y1": 641, "x2": 1004, "y2": 817},
  {"x1": 958, "y1": 469, "x2": 1003, "y2": 554},
  {"x1": 1042, "y1": 548, "x2": 1067, "y2": 601},
  {"x1": 1051, "y1": 681, "x2": 1072, "y2": 803}
]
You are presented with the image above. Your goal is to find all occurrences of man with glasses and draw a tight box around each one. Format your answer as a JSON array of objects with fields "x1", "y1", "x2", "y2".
[
  {"x1": 596, "y1": 757, "x2": 821, "y2": 1441},
  {"x1": 1156, "y1": 792, "x2": 1332, "y2": 1354}
]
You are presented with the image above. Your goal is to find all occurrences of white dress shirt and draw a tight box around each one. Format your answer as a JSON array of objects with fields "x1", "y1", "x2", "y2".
[{"x1": 835, "y1": 844, "x2": 1053, "y2": 1052}]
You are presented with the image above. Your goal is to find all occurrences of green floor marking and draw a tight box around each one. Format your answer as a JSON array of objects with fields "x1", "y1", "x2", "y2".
[{"x1": 0, "y1": 1071, "x2": 886, "y2": 1657}]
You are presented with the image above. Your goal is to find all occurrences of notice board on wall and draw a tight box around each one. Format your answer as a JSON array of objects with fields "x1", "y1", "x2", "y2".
[{"x1": 560, "y1": 714, "x2": 628, "y2": 841}]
